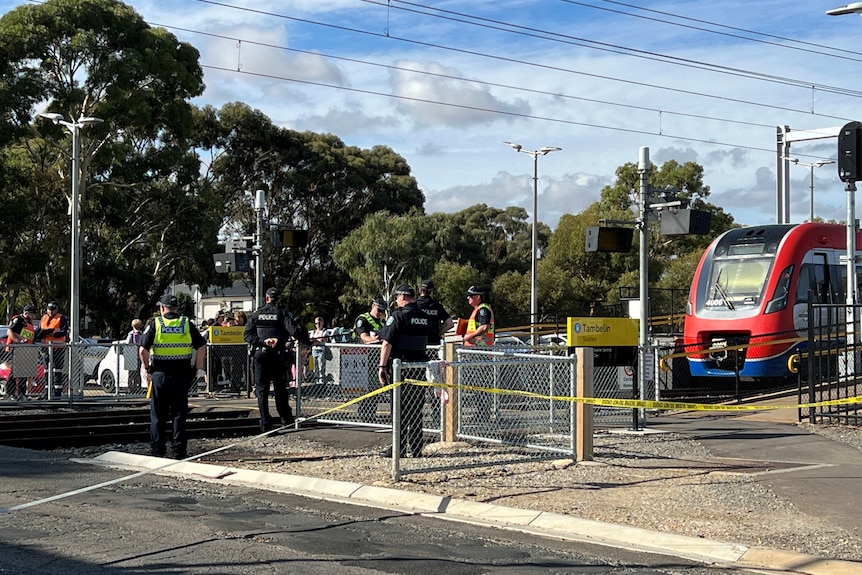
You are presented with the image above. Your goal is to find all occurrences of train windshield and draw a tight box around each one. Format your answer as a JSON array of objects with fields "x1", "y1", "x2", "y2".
[{"x1": 705, "y1": 257, "x2": 772, "y2": 309}]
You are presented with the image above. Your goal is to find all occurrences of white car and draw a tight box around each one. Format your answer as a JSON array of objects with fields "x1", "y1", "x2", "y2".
[
  {"x1": 538, "y1": 333, "x2": 568, "y2": 347},
  {"x1": 96, "y1": 341, "x2": 143, "y2": 393},
  {"x1": 79, "y1": 337, "x2": 111, "y2": 382}
]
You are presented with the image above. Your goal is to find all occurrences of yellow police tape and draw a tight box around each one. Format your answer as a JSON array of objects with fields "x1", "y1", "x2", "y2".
[
  {"x1": 304, "y1": 378, "x2": 861, "y2": 418},
  {"x1": 385, "y1": 379, "x2": 860, "y2": 412}
]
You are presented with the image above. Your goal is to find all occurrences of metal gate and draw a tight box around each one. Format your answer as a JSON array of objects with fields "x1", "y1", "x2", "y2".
[{"x1": 802, "y1": 301, "x2": 862, "y2": 424}]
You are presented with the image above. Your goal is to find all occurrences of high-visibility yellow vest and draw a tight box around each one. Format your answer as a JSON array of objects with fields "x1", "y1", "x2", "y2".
[
  {"x1": 466, "y1": 303, "x2": 495, "y2": 346},
  {"x1": 151, "y1": 316, "x2": 193, "y2": 361}
]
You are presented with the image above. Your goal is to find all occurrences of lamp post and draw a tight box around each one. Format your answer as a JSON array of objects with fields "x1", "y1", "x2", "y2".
[
  {"x1": 503, "y1": 141, "x2": 562, "y2": 346},
  {"x1": 828, "y1": 4, "x2": 862, "y2": 376},
  {"x1": 254, "y1": 190, "x2": 266, "y2": 310},
  {"x1": 783, "y1": 157, "x2": 835, "y2": 221},
  {"x1": 37, "y1": 113, "x2": 103, "y2": 345}
]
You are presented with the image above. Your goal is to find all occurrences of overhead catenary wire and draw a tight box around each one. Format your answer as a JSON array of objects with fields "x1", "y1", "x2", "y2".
[
  {"x1": 380, "y1": 0, "x2": 862, "y2": 97},
  {"x1": 158, "y1": 24, "x2": 778, "y2": 132},
  {"x1": 588, "y1": 0, "x2": 862, "y2": 60},
  {"x1": 177, "y1": 0, "x2": 856, "y2": 162},
  {"x1": 13, "y1": 0, "x2": 849, "y2": 163}
]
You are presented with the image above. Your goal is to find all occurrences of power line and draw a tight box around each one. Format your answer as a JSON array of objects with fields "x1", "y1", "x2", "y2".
[
  {"x1": 157, "y1": 23, "x2": 778, "y2": 131},
  {"x1": 198, "y1": 63, "x2": 783, "y2": 158},
  {"x1": 189, "y1": 0, "x2": 858, "y2": 122},
  {"x1": 381, "y1": 0, "x2": 862, "y2": 97},
  {"x1": 591, "y1": 0, "x2": 862, "y2": 59}
]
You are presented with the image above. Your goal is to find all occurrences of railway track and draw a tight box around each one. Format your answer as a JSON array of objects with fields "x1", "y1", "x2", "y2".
[{"x1": 0, "y1": 406, "x2": 261, "y2": 449}]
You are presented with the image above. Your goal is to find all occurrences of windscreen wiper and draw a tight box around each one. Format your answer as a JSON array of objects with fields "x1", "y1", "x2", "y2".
[{"x1": 713, "y1": 279, "x2": 736, "y2": 311}]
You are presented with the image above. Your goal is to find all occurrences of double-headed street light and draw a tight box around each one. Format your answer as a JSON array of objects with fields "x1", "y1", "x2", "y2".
[
  {"x1": 37, "y1": 112, "x2": 104, "y2": 345},
  {"x1": 503, "y1": 141, "x2": 562, "y2": 346},
  {"x1": 783, "y1": 157, "x2": 835, "y2": 221}
]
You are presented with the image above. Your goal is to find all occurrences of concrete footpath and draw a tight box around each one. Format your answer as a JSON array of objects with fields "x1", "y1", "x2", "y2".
[{"x1": 77, "y1": 408, "x2": 862, "y2": 575}]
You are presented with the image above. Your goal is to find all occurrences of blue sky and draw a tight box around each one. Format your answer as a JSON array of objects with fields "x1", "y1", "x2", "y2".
[{"x1": 6, "y1": 0, "x2": 862, "y2": 228}]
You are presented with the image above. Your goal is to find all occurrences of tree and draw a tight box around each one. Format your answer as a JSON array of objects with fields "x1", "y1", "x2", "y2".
[
  {"x1": 197, "y1": 102, "x2": 426, "y2": 322},
  {"x1": 542, "y1": 160, "x2": 736, "y2": 320},
  {"x1": 0, "y1": 0, "x2": 219, "y2": 335},
  {"x1": 333, "y1": 210, "x2": 436, "y2": 318}
]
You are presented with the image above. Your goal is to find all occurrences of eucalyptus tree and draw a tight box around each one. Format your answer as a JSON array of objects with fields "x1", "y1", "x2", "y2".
[
  {"x1": 0, "y1": 0, "x2": 217, "y2": 334},
  {"x1": 196, "y1": 102, "x2": 425, "y2": 321}
]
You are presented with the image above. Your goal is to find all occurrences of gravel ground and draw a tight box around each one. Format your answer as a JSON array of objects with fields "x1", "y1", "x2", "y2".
[{"x1": 63, "y1": 419, "x2": 862, "y2": 563}]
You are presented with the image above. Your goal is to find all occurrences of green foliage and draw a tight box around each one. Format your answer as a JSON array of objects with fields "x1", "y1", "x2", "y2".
[
  {"x1": 197, "y1": 102, "x2": 426, "y2": 324},
  {"x1": 0, "y1": 0, "x2": 217, "y2": 335}
]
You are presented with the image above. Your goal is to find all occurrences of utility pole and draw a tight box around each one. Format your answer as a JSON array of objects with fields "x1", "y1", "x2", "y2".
[
  {"x1": 254, "y1": 190, "x2": 266, "y2": 310},
  {"x1": 637, "y1": 147, "x2": 652, "y2": 428}
]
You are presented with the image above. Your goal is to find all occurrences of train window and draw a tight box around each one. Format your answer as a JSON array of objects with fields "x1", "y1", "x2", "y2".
[
  {"x1": 728, "y1": 243, "x2": 765, "y2": 256},
  {"x1": 705, "y1": 258, "x2": 770, "y2": 308},
  {"x1": 796, "y1": 257, "x2": 829, "y2": 304},
  {"x1": 765, "y1": 265, "x2": 793, "y2": 314}
]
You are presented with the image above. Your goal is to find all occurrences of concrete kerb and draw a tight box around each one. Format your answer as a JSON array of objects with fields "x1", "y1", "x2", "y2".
[{"x1": 74, "y1": 451, "x2": 862, "y2": 574}]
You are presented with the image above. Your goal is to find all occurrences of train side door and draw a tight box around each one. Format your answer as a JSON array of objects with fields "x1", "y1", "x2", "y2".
[{"x1": 794, "y1": 252, "x2": 831, "y2": 334}]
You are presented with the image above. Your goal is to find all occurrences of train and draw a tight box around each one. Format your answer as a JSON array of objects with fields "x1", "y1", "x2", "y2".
[{"x1": 683, "y1": 222, "x2": 862, "y2": 382}]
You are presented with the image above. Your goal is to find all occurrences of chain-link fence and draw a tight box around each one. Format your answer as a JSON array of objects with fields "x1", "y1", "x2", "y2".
[
  {"x1": 0, "y1": 341, "x2": 114, "y2": 401},
  {"x1": 295, "y1": 343, "x2": 443, "y2": 429},
  {"x1": 0, "y1": 339, "x2": 250, "y2": 403},
  {"x1": 204, "y1": 344, "x2": 250, "y2": 396},
  {"x1": 452, "y1": 347, "x2": 576, "y2": 445}
]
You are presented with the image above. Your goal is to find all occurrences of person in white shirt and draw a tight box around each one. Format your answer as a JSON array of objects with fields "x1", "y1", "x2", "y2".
[{"x1": 310, "y1": 317, "x2": 329, "y2": 384}]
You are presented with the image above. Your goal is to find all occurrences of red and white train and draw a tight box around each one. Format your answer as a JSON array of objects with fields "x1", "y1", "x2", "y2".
[{"x1": 684, "y1": 222, "x2": 862, "y2": 381}]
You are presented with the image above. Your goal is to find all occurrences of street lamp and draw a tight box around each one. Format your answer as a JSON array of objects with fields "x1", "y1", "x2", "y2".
[
  {"x1": 783, "y1": 157, "x2": 835, "y2": 221},
  {"x1": 503, "y1": 141, "x2": 562, "y2": 346},
  {"x1": 827, "y1": 2, "x2": 862, "y2": 15},
  {"x1": 827, "y1": 4, "x2": 862, "y2": 379},
  {"x1": 37, "y1": 112, "x2": 103, "y2": 346}
]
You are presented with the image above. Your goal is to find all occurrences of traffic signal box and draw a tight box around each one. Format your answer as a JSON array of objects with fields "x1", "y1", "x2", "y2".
[
  {"x1": 838, "y1": 121, "x2": 862, "y2": 183},
  {"x1": 660, "y1": 209, "x2": 711, "y2": 236},
  {"x1": 585, "y1": 226, "x2": 634, "y2": 253},
  {"x1": 271, "y1": 228, "x2": 309, "y2": 248},
  {"x1": 212, "y1": 252, "x2": 252, "y2": 274}
]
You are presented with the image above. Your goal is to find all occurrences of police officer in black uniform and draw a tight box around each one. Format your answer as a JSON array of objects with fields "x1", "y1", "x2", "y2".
[
  {"x1": 244, "y1": 287, "x2": 311, "y2": 432},
  {"x1": 378, "y1": 284, "x2": 429, "y2": 458},
  {"x1": 416, "y1": 279, "x2": 454, "y2": 346}
]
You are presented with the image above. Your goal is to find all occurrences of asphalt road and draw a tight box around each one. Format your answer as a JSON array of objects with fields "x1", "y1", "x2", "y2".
[{"x1": 0, "y1": 446, "x2": 751, "y2": 575}]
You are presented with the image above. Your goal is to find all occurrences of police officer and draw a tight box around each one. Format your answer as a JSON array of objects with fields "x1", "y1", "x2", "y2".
[
  {"x1": 463, "y1": 285, "x2": 495, "y2": 346},
  {"x1": 138, "y1": 295, "x2": 206, "y2": 459},
  {"x1": 378, "y1": 284, "x2": 429, "y2": 458},
  {"x1": 416, "y1": 280, "x2": 454, "y2": 346},
  {"x1": 355, "y1": 297, "x2": 387, "y2": 343},
  {"x1": 355, "y1": 297, "x2": 387, "y2": 421},
  {"x1": 244, "y1": 287, "x2": 311, "y2": 432}
]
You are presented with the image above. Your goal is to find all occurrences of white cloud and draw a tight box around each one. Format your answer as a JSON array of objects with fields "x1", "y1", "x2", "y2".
[{"x1": 389, "y1": 60, "x2": 531, "y2": 127}]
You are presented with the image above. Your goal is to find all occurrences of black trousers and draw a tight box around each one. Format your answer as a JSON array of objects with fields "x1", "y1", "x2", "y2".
[
  {"x1": 397, "y1": 368, "x2": 426, "y2": 457},
  {"x1": 253, "y1": 351, "x2": 293, "y2": 431},
  {"x1": 149, "y1": 368, "x2": 191, "y2": 457}
]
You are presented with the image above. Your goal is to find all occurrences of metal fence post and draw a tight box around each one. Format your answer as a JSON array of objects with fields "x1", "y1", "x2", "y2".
[
  {"x1": 392, "y1": 358, "x2": 402, "y2": 481},
  {"x1": 294, "y1": 344, "x2": 303, "y2": 426}
]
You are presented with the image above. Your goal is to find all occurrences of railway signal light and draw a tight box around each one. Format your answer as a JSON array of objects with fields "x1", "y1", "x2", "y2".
[
  {"x1": 660, "y1": 209, "x2": 711, "y2": 235},
  {"x1": 838, "y1": 121, "x2": 862, "y2": 183},
  {"x1": 271, "y1": 228, "x2": 309, "y2": 248},
  {"x1": 585, "y1": 226, "x2": 634, "y2": 252}
]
